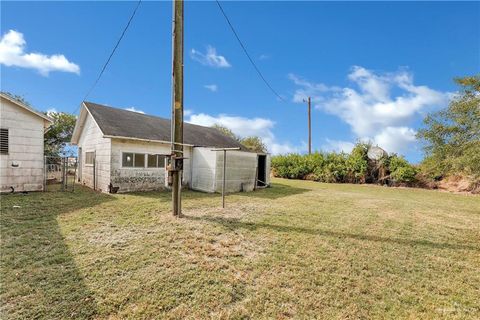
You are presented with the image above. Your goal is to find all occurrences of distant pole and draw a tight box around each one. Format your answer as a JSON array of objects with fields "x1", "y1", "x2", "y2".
[
  {"x1": 304, "y1": 97, "x2": 312, "y2": 154},
  {"x1": 308, "y1": 96, "x2": 311, "y2": 154},
  {"x1": 171, "y1": 0, "x2": 184, "y2": 216},
  {"x1": 222, "y1": 150, "x2": 226, "y2": 208}
]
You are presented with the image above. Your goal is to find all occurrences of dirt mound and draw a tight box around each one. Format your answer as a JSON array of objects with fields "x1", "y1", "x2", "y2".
[{"x1": 437, "y1": 175, "x2": 479, "y2": 194}]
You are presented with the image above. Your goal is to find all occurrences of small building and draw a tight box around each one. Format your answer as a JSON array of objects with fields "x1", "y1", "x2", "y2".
[
  {"x1": 71, "y1": 102, "x2": 270, "y2": 193},
  {"x1": 0, "y1": 93, "x2": 52, "y2": 193}
]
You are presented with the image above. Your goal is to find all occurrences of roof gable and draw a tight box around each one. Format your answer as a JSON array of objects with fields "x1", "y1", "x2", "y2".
[
  {"x1": 0, "y1": 93, "x2": 52, "y2": 123},
  {"x1": 78, "y1": 102, "x2": 246, "y2": 150}
]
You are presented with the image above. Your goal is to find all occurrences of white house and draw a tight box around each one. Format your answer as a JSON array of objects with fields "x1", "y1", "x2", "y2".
[
  {"x1": 0, "y1": 93, "x2": 52, "y2": 193},
  {"x1": 71, "y1": 102, "x2": 270, "y2": 193}
]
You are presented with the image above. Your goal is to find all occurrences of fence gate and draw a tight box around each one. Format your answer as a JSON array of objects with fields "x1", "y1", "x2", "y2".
[{"x1": 44, "y1": 156, "x2": 78, "y2": 192}]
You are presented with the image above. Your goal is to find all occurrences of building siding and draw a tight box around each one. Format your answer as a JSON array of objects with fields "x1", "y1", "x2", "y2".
[
  {"x1": 214, "y1": 150, "x2": 258, "y2": 193},
  {"x1": 77, "y1": 113, "x2": 111, "y2": 192},
  {"x1": 191, "y1": 147, "x2": 217, "y2": 192},
  {"x1": 0, "y1": 98, "x2": 46, "y2": 192},
  {"x1": 110, "y1": 139, "x2": 192, "y2": 193}
]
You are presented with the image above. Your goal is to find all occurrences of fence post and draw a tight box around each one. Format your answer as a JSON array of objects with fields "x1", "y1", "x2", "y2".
[{"x1": 44, "y1": 156, "x2": 47, "y2": 192}]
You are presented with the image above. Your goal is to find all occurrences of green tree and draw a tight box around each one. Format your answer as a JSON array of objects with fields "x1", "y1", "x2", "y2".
[
  {"x1": 44, "y1": 112, "x2": 77, "y2": 157},
  {"x1": 212, "y1": 124, "x2": 239, "y2": 141},
  {"x1": 212, "y1": 124, "x2": 268, "y2": 153},
  {"x1": 240, "y1": 136, "x2": 268, "y2": 153},
  {"x1": 417, "y1": 75, "x2": 480, "y2": 180}
]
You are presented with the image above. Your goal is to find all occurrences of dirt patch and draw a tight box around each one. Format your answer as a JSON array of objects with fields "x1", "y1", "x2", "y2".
[{"x1": 437, "y1": 176, "x2": 479, "y2": 194}]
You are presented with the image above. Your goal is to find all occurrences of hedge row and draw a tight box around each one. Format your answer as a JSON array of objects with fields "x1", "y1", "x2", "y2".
[{"x1": 271, "y1": 143, "x2": 418, "y2": 184}]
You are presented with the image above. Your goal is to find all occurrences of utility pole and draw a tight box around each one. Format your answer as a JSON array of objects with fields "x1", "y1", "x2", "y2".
[
  {"x1": 171, "y1": 0, "x2": 184, "y2": 216},
  {"x1": 304, "y1": 96, "x2": 312, "y2": 154}
]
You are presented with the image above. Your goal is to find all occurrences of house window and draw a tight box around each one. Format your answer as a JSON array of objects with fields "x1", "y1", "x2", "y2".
[
  {"x1": 122, "y1": 152, "x2": 145, "y2": 168},
  {"x1": 85, "y1": 152, "x2": 95, "y2": 165},
  {"x1": 0, "y1": 128, "x2": 8, "y2": 155},
  {"x1": 147, "y1": 154, "x2": 166, "y2": 168}
]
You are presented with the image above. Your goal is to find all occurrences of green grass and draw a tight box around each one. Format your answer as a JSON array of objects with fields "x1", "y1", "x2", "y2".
[{"x1": 1, "y1": 179, "x2": 479, "y2": 319}]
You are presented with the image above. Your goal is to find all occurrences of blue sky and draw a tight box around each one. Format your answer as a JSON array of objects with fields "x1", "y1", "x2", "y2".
[{"x1": 1, "y1": 1, "x2": 479, "y2": 162}]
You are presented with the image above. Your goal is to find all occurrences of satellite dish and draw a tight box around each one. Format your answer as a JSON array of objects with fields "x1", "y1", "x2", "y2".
[{"x1": 367, "y1": 146, "x2": 387, "y2": 161}]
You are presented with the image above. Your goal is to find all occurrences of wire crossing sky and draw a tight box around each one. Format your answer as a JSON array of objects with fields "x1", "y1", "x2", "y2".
[{"x1": 1, "y1": 1, "x2": 478, "y2": 162}]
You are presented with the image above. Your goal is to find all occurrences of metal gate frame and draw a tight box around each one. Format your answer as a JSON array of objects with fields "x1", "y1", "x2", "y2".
[{"x1": 44, "y1": 156, "x2": 78, "y2": 192}]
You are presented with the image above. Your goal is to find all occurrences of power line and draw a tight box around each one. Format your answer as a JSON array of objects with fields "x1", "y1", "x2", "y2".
[
  {"x1": 215, "y1": 0, "x2": 285, "y2": 102},
  {"x1": 76, "y1": 0, "x2": 142, "y2": 112}
]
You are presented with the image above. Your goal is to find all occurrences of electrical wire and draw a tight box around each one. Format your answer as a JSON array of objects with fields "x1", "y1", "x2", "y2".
[
  {"x1": 215, "y1": 0, "x2": 285, "y2": 102},
  {"x1": 75, "y1": 0, "x2": 142, "y2": 113}
]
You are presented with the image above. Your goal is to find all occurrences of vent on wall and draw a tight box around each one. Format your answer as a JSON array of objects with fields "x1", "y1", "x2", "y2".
[{"x1": 0, "y1": 128, "x2": 8, "y2": 155}]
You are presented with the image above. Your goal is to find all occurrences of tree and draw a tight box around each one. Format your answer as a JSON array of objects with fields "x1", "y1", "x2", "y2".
[
  {"x1": 212, "y1": 124, "x2": 268, "y2": 153},
  {"x1": 417, "y1": 75, "x2": 480, "y2": 180},
  {"x1": 44, "y1": 112, "x2": 77, "y2": 157},
  {"x1": 240, "y1": 136, "x2": 268, "y2": 153},
  {"x1": 212, "y1": 124, "x2": 239, "y2": 140}
]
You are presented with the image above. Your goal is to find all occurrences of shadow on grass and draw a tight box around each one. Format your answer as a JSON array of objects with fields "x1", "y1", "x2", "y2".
[
  {"x1": 126, "y1": 182, "x2": 309, "y2": 201},
  {"x1": 184, "y1": 215, "x2": 479, "y2": 252},
  {"x1": 236, "y1": 183, "x2": 310, "y2": 199},
  {"x1": 0, "y1": 185, "x2": 115, "y2": 319}
]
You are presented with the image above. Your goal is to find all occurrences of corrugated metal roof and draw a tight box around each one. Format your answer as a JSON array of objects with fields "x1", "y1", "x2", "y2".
[{"x1": 84, "y1": 101, "x2": 246, "y2": 149}]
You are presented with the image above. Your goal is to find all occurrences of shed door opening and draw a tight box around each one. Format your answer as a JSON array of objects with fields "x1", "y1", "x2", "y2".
[{"x1": 257, "y1": 155, "x2": 267, "y2": 187}]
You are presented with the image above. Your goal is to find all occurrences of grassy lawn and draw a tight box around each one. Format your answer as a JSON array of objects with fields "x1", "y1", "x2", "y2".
[{"x1": 1, "y1": 178, "x2": 479, "y2": 319}]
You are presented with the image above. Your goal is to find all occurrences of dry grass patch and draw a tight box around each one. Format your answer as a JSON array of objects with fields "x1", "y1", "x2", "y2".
[{"x1": 1, "y1": 179, "x2": 479, "y2": 319}]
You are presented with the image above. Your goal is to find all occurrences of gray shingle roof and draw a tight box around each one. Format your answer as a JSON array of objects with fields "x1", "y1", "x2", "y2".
[{"x1": 84, "y1": 102, "x2": 246, "y2": 149}]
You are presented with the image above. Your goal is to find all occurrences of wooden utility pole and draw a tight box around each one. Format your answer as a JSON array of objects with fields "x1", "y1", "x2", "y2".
[
  {"x1": 304, "y1": 97, "x2": 312, "y2": 154},
  {"x1": 308, "y1": 96, "x2": 311, "y2": 154},
  {"x1": 171, "y1": 0, "x2": 184, "y2": 216}
]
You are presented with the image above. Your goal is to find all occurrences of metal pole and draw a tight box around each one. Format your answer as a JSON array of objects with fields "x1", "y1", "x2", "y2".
[
  {"x1": 171, "y1": 0, "x2": 184, "y2": 216},
  {"x1": 211, "y1": 147, "x2": 239, "y2": 208},
  {"x1": 308, "y1": 96, "x2": 312, "y2": 154},
  {"x1": 44, "y1": 156, "x2": 47, "y2": 192},
  {"x1": 222, "y1": 150, "x2": 226, "y2": 208}
]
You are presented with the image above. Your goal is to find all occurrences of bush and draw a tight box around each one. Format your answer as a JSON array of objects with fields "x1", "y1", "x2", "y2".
[
  {"x1": 346, "y1": 142, "x2": 370, "y2": 183},
  {"x1": 271, "y1": 143, "x2": 419, "y2": 186},
  {"x1": 388, "y1": 154, "x2": 418, "y2": 183}
]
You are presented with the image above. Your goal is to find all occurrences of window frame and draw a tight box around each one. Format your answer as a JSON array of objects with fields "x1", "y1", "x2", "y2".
[
  {"x1": 147, "y1": 154, "x2": 166, "y2": 168},
  {"x1": 121, "y1": 152, "x2": 146, "y2": 168},
  {"x1": 85, "y1": 151, "x2": 95, "y2": 166}
]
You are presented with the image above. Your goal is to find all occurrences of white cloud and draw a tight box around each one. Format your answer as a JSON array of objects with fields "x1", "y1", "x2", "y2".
[
  {"x1": 186, "y1": 112, "x2": 299, "y2": 155},
  {"x1": 190, "y1": 46, "x2": 231, "y2": 68},
  {"x1": 184, "y1": 109, "x2": 193, "y2": 117},
  {"x1": 259, "y1": 54, "x2": 270, "y2": 60},
  {"x1": 204, "y1": 84, "x2": 218, "y2": 92},
  {"x1": 125, "y1": 107, "x2": 145, "y2": 114},
  {"x1": 291, "y1": 66, "x2": 449, "y2": 154},
  {"x1": 373, "y1": 126, "x2": 416, "y2": 154},
  {"x1": 322, "y1": 139, "x2": 355, "y2": 153},
  {"x1": 46, "y1": 108, "x2": 57, "y2": 114},
  {"x1": 0, "y1": 30, "x2": 80, "y2": 76}
]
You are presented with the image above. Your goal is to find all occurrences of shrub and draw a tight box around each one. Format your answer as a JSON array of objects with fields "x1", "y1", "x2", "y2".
[
  {"x1": 388, "y1": 154, "x2": 418, "y2": 183},
  {"x1": 346, "y1": 142, "x2": 370, "y2": 183}
]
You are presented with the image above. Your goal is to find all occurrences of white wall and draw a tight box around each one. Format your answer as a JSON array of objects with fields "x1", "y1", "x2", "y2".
[
  {"x1": 214, "y1": 150, "x2": 258, "y2": 193},
  {"x1": 110, "y1": 138, "x2": 192, "y2": 193},
  {"x1": 191, "y1": 147, "x2": 217, "y2": 192},
  {"x1": 76, "y1": 113, "x2": 111, "y2": 192},
  {"x1": 0, "y1": 98, "x2": 46, "y2": 192}
]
